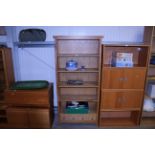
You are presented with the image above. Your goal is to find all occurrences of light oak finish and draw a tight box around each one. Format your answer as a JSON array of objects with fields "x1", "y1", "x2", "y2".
[
  {"x1": 100, "y1": 43, "x2": 150, "y2": 127},
  {"x1": 102, "y1": 68, "x2": 146, "y2": 89},
  {"x1": 54, "y1": 36, "x2": 103, "y2": 124},
  {"x1": 100, "y1": 111, "x2": 140, "y2": 127},
  {"x1": 101, "y1": 90, "x2": 143, "y2": 110}
]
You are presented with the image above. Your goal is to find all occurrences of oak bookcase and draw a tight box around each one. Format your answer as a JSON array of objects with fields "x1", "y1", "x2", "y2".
[{"x1": 54, "y1": 36, "x2": 103, "y2": 124}]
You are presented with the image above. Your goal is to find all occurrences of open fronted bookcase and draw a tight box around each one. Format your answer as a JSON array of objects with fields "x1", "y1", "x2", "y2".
[{"x1": 54, "y1": 36, "x2": 102, "y2": 124}]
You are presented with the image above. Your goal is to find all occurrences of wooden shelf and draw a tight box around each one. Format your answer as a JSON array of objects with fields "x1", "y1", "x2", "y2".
[
  {"x1": 103, "y1": 64, "x2": 147, "y2": 68},
  {"x1": 58, "y1": 81, "x2": 99, "y2": 88},
  {"x1": 141, "y1": 117, "x2": 155, "y2": 127},
  {"x1": 149, "y1": 64, "x2": 155, "y2": 68},
  {"x1": 100, "y1": 118, "x2": 137, "y2": 127},
  {"x1": 57, "y1": 68, "x2": 99, "y2": 73},
  {"x1": 103, "y1": 42, "x2": 150, "y2": 47},
  {"x1": 60, "y1": 95, "x2": 98, "y2": 102},
  {"x1": 60, "y1": 113, "x2": 97, "y2": 123},
  {"x1": 142, "y1": 111, "x2": 155, "y2": 117},
  {"x1": 101, "y1": 108, "x2": 141, "y2": 112},
  {"x1": 57, "y1": 53, "x2": 99, "y2": 57}
]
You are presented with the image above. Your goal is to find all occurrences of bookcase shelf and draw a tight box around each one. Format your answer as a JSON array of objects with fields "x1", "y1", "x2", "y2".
[{"x1": 54, "y1": 36, "x2": 102, "y2": 124}]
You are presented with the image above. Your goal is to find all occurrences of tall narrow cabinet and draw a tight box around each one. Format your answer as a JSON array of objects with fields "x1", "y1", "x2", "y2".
[
  {"x1": 0, "y1": 48, "x2": 14, "y2": 126},
  {"x1": 100, "y1": 43, "x2": 150, "y2": 127},
  {"x1": 142, "y1": 26, "x2": 155, "y2": 126},
  {"x1": 54, "y1": 36, "x2": 102, "y2": 124}
]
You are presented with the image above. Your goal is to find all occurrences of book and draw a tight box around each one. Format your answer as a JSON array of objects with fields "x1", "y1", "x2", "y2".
[{"x1": 112, "y1": 52, "x2": 133, "y2": 67}]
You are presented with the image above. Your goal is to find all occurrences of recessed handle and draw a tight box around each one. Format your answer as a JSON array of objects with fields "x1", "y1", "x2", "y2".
[
  {"x1": 118, "y1": 77, "x2": 123, "y2": 81},
  {"x1": 117, "y1": 96, "x2": 126, "y2": 104}
]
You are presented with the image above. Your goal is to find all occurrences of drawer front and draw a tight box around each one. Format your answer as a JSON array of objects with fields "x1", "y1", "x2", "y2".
[
  {"x1": 101, "y1": 91, "x2": 144, "y2": 110},
  {"x1": 5, "y1": 90, "x2": 50, "y2": 107},
  {"x1": 28, "y1": 109, "x2": 51, "y2": 128},
  {"x1": 7, "y1": 108, "x2": 28, "y2": 128},
  {"x1": 102, "y1": 68, "x2": 146, "y2": 89}
]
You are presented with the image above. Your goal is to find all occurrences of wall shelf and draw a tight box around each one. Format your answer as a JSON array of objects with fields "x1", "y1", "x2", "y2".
[{"x1": 14, "y1": 41, "x2": 55, "y2": 48}]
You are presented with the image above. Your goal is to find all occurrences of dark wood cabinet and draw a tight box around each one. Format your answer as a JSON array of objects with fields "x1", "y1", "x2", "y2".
[
  {"x1": 7, "y1": 108, "x2": 51, "y2": 128},
  {"x1": 5, "y1": 84, "x2": 53, "y2": 128},
  {"x1": 0, "y1": 48, "x2": 14, "y2": 127}
]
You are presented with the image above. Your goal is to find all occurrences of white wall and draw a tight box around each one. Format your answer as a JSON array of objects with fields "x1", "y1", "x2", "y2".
[{"x1": 7, "y1": 26, "x2": 145, "y2": 106}]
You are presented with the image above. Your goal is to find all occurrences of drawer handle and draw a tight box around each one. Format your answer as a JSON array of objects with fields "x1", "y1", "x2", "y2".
[
  {"x1": 117, "y1": 97, "x2": 126, "y2": 103},
  {"x1": 118, "y1": 77, "x2": 128, "y2": 81},
  {"x1": 123, "y1": 77, "x2": 128, "y2": 81},
  {"x1": 118, "y1": 78, "x2": 123, "y2": 81}
]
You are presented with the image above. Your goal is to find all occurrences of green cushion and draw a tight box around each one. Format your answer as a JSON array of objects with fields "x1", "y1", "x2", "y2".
[{"x1": 10, "y1": 80, "x2": 49, "y2": 90}]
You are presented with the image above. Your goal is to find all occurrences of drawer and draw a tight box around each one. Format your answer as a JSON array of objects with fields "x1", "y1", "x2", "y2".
[
  {"x1": 102, "y1": 68, "x2": 146, "y2": 89},
  {"x1": 101, "y1": 90, "x2": 144, "y2": 110},
  {"x1": 5, "y1": 89, "x2": 50, "y2": 107}
]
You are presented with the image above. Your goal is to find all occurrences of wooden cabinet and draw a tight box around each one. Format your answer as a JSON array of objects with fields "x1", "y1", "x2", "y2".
[
  {"x1": 99, "y1": 43, "x2": 150, "y2": 127},
  {"x1": 141, "y1": 26, "x2": 155, "y2": 126},
  {"x1": 54, "y1": 36, "x2": 102, "y2": 124},
  {"x1": 102, "y1": 68, "x2": 146, "y2": 89},
  {"x1": 5, "y1": 84, "x2": 53, "y2": 128},
  {"x1": 0, "y1": 48, "x2": 14, "y2": 127},
  {"x1": 7, "y1": 108, "x2": 51, "y2": 128},
  {"x1": 101, "y1": 90, "x2": 143, "y2": 110}
]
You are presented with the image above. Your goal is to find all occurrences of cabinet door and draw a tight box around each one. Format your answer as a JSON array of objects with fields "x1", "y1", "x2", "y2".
[
  {"x1": 7, "y1": 108, "x2": 28, "y2": 128},
  {"x1": 102, "y1": 68, "x2": 146, "y2": 89},
  {"x1": 28, "y1": 109, "x2": 51, "y2": 129},
  {"x1": 101, "y1": 90, "x2": 144, "y2": 110}
]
